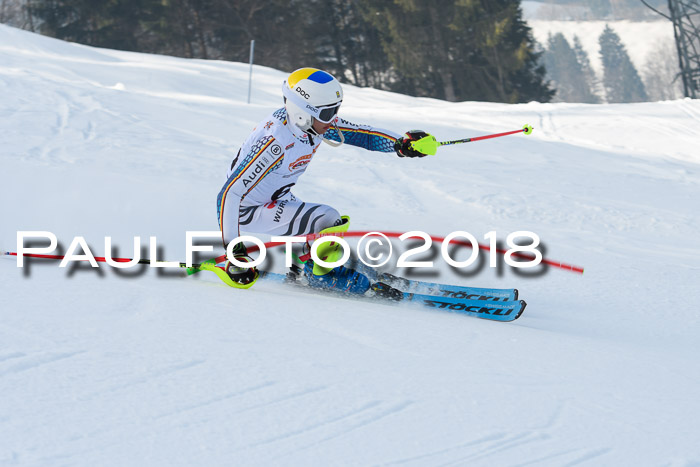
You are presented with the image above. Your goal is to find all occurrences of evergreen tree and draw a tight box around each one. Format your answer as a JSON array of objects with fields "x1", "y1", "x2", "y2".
[
  {"x1": 170, "y1": 0, "x2": 302, "y2": 66},
  {"x1": 304, "y1": 0, "x2": 392, "y2": 89},
  {"x1": 543, "y1": 33, "x2": 598, "y2": 103},
  {"x1": 360, "y1": 0, "x2": 552, "y2": 103},
  {"x1": 138, "y1": 0, "x2": 211, "y2": 58},
  {"x1": 31, "y1": 0, "x2": 309, "y2": 65},
  {"x1": 572, "y1": 35, "x2": 601, "y2": 103},
  {"x1": 28, "y1": 0, "x2": 553, "y2": 103},
  {"x1": 32, "y1": 0, "x2": 156, "y2": 51},
  {"x1": 358, "y1": 0, "x2": 452, "y2": 99},
  {"x1": 598, "y1": 24, "x2": 647, "y2": 102},
  {"x1": 491, "y1": 1, "x2": 553, "y2": 103}
]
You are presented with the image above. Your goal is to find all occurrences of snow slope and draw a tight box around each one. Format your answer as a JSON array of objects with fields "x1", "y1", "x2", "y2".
[{"x1": 2, "y1": 24, "x2": 700, "y2": 466}]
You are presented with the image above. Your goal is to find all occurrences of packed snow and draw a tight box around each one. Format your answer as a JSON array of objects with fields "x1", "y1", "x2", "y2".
[{"x1": 1, "y1": 24, "x2": 700, "y2": 466}]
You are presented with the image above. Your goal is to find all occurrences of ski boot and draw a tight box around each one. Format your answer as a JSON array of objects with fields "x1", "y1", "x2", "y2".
[
  {"x1": 301, "y1": 216, "x2": 370, "y2": 295},
  {"x1": 304, "y1": 261, "x2": 371, "y2": 294},
  {"x1": 368, "y1": 282, "x2": 404, "y2": 301},
  {"x1": 300, "y1": 217, "x2": 404, "y2": 300},
  {"x1": 222, "y1": 241, "x2": 259, "y2": 288},
  {"x1": 375, "y1": 272, "x2": 411, "y2": 291}
]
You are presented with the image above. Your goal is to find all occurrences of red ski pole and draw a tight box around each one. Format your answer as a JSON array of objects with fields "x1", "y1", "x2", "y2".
[{"x1": 411, "y1": 124, "x2": 534, "y2": 155}]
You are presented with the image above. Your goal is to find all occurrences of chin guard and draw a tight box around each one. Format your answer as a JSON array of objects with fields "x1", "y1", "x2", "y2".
[{"x1": 322, "y1": 120, "x2": 345, "y2": 147}]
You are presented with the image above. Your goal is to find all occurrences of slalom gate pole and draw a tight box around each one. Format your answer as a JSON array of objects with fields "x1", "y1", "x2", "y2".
[
  {"x1": 4, "y1": 251, "x2": 199, "y2": 270},
  {"x1": 3, "y1": 240, "x2": 287, "y2": 275},
  {"x1": 5, "y1": 229, "x2": 584, "y2": 275}
]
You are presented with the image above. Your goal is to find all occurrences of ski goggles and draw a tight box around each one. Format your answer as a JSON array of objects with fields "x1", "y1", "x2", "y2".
[
  {"x1": 282, "y1": 83, "x2": 341, "y2": 123},
  {"x1": 316, "y1": 104, "x2": 341, "y2": 123}
]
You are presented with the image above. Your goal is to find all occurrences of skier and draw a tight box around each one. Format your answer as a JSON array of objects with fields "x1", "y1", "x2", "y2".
[{"x1": 217, "y1": 67, "x2": 433, "y2": 295}]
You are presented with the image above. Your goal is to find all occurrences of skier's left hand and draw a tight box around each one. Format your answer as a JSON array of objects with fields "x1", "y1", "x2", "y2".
[{"x1": 394, "y1": 131, "x2": 437, "y2": 157}]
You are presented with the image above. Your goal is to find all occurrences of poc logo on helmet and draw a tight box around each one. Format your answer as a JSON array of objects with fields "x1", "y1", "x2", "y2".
[{"x1": 295, "y1": 87, "x2": 310, "y2": 99}]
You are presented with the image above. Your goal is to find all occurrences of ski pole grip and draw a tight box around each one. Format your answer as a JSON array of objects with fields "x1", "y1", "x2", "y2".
[{"x1": 409, "y1": 134, "x2": 439, "y2": 156}]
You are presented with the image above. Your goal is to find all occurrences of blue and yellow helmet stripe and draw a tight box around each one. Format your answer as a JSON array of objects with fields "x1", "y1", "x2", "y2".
[{"x1": 286, "y1": 68, "x2": 334, "y2": 88}]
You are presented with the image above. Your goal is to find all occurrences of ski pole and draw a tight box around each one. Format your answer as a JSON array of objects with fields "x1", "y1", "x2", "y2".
[{"x1": 411, "y1": 124, "x2": 534, "y2": 155}]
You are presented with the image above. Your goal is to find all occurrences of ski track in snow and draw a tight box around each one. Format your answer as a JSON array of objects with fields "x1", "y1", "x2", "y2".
[
  {"x1": 377, "y1": 402, "x2": 614, "y2": 467},
  {"x1": 2, "y1": 24, "x2": 700, "y2": 466},
  {"x1": 0, "y1": 350, "x2": 85, "y2": 377}
]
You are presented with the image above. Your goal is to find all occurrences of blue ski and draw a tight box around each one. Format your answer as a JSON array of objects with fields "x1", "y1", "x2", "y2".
[
  {"x1": 402, "y1": 292, "x2": 526, "y2": 322},
  {"x1": 375, "y1": 273, "x2": 518, "y2": 301},
  {"x1": 258, "y1": 270, "x2": 526, "y2": 322}
]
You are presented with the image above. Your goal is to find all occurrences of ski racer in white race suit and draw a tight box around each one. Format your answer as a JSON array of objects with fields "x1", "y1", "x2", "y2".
[{"x1": 217, "y1": 67, "x2": 433, "y2": 294}]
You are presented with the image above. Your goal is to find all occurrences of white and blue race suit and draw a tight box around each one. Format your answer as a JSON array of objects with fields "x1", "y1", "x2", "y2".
[{"x1": 217, "y1": 108, "x2": 400, "y2": 247}]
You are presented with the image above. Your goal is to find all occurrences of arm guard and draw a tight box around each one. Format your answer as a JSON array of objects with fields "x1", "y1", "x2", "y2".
[{"x1": 324, "y1": 117, "x2": 400, "y2": 153}]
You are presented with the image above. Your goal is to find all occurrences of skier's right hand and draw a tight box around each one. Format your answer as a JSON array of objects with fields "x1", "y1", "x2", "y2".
[{"x1": 394, "y1": 131, "x2": 437, "y2": 157}]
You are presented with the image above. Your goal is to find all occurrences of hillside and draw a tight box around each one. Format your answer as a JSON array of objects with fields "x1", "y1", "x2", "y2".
[
  {"x1": 527, "y1": 19, "x2": 675, "y2": 74},
  {"x1": 1, "y1": 24, "x2": 700, "y2": 466}
]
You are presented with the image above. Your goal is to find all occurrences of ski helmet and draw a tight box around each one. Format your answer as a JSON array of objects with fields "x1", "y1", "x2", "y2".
[{"x1": 282, "y1": 68, "x2": 343, "y2": 135}]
